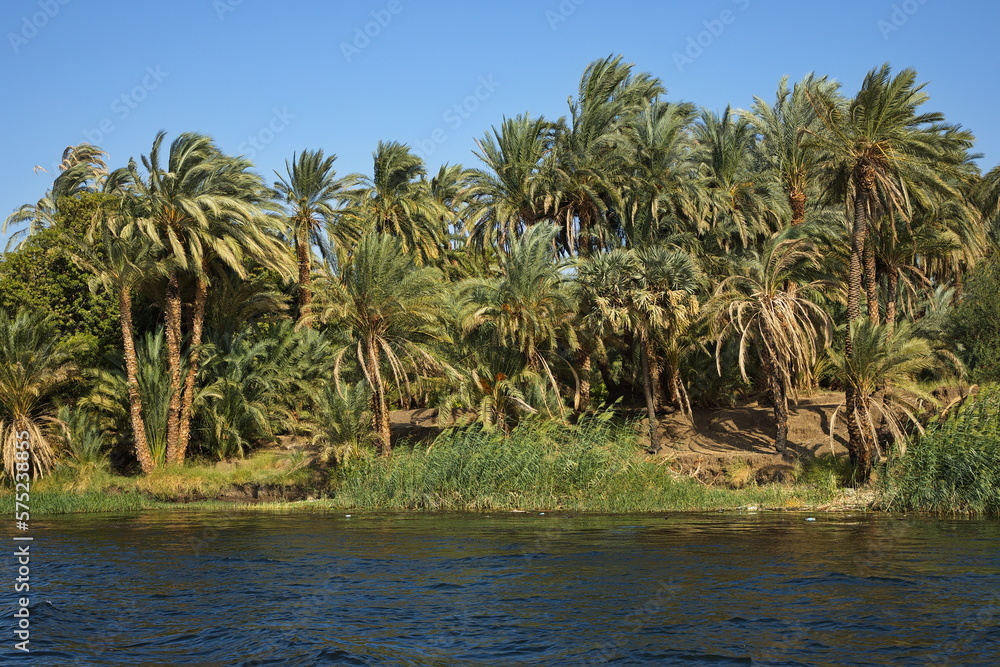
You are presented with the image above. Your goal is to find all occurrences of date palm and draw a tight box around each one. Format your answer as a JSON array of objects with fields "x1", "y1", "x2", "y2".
[
  {"x1": 807, "y1": 63, "x2": 976, "y2": 481},
  {"x1": 552, "y1": 55, "x2": 664, "y2": 257},
  {"x1": 692, "y1": 107, "x2": 785, "y2": 251},
  {"x1": 345, "y1": 141, "x2": 447, "y2": 264},
  {"x1": 319, "y1": 232, "x2": 452, "y2": 455},
  {"x1": 459, "y1": 223, "x2": 578, "y2": 418},
  {"x1": 621, "y1": 100, "x2": 705, "y2": 247},
  {"x1": 123, "y1": 131, "x2": 293, "y2": 465},
  {"x1": 828, "y1": 320, "x2": 946, "y2": 473},
  {"x1": 274, "y1": 149, "x2": 356, "y2": 324},
  {"x1": 68, "y1": 192, "x2": 162, "y2": 473},
  {"x1": 0, "y1": 309, "x2": 81, "y2": 479},
  {"x1": 468, "y1": 115, "x2": 558, "y2": 254},
  {"x1": 4, "y1": 144, "x2": 109, "y2": 248},
  {"x1": 709, "y1": 236, "x2": 834, "y2": 453},
  {"x1": 745, "y1": 74, "x2": 839, "y2": 226}
]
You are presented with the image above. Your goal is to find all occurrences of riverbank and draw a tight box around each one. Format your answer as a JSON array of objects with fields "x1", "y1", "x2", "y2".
[{"x1": 1, "y1": 404, "x2": 875, "y2": 515}]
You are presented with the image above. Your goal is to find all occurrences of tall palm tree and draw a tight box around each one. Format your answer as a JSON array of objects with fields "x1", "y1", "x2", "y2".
[
  {"x1": 552, "y1": 55, "x2": 664, "y2": 257},
  {"x1": 273, "y1": 149, "x2": 356, "y2": 324},
  {"x1": 806, "y1": 63, "x2": 976, "y2": 481},
  {"x1": 319, "y1": 232, "x2": 452, "y2": 455},
  {"x1": 459, "y1": 223, "x2": 578, "y2": 418},
  {"x1": 123, "y1": 131, "x2": 293, "y2": 465},
  {"x1": 345, "y1": 141, "x2": 447, "y2": 264},
  {"x1": 709, "y1": 236, "x2": 834, "y2": 453},
  {"x1": 692, "y1": 107, "x2": 785, "y2": 251},
  {"x1": 67, "y1": 192, "x2": 162, "y2": 473},
  {"x1": 745, "y1": 74, "x2": 839, "y2": 226},
  {"x1": 0, "y1": 310, "x2": 80, "y2": 479},
  {"x1": 468, "y1": 115, "x2": 558, "y2": 254},
  {"x1": 621, "y1": 100, "x2": 704, "y2": 247}
]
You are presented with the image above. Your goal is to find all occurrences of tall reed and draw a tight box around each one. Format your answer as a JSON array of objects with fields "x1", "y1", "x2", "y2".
[{"x1": 879, "y1": 384, "x2": 1000, "y2": 514}]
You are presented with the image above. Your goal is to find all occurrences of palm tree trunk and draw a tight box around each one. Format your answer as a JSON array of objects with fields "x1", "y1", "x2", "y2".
[
  {"x1": 119, "y1": 288, "x2": 155, "y2": 474},
  {"x1": 886, "y1": 267, "x2": 899, "y2": 334},
  {"x1": 864, "y1": 240, "x2": 880, "y2": 325},
  {"x1": 644, "y1": 335, "x2": 663, "y2": 410},
  {"x1": 789, "y1": 186, "x2": 807, "y2": 226},
  {"x1": 164, "y1": 270, "x2": 183, "y2": 463},
  {"x1": 851, "y1": 392, "x2": 875, "y2": 484},
  {"x1": 176, "y1": 273, "x2": 207, "y2": 465},
  {"x1": 296, "y1": 225, "x2": 313, "y2": 324},
  {"x1": 763, "y1": 350, "x2": 789, "y2": 454},
  {"x1": 639, "y1": 330, "x2": 661, "y2": 453},
  {"x1": 367, "y1": 339, "x2": 392, "y2": 455},
  {"x1": 575, "y1": 348, "x2": 591, "y2": 412},
  {"x1": 845, "y1": 190, "x2": 870, "y2": 481}
]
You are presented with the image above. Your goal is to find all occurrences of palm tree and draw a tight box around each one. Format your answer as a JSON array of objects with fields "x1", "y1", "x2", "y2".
[
  {"x1": 468, "y1": 115, "x2": 558, "y2": 254},
  {"x1": 4, "y1": 144, "x2": 109, "y2": 248},
  {"x1": 620, "y1": 100, "x2": 704, "y2": 247},
  {"x1": 576, "y1": 245, "x2": 699, "y2": 452},
  {"x1": 273, "y1": 149, "x2": 356, "y2": 324},
  {"x1": 745, "y1": 74, "x2": 839, "y2": 226},
  {"x1": 829, "y1": 320, "x2": 948, "y2": 473},
  {"x1": 123, "y1": 131, "x2": 293, "y2": 465},
  {"x1": 692, "y1": 107, "x2": 785, "y2": 251},
  {"x1": 459, "y1": 223, "x2": 578, "y2": 418},
  {"x1": 709, "y1": 236, "x2": 834, "y2": 453},
  {"x1": 0, "y1": 309, "x2": 80, "y2": 479},
  {"x1": 319, "y1": 232, "x2": 452, "y2": 454},
  {"x1": 552, "y1": 55, "x2": 664, "y2": 257},
  {"x1": 806, "y1": 63, "x2": 976, "y2": 481},
  {"x1": 67, "y1": 193, "x2": 162, "y2": 473},
  {"x1": 345, "y1": 141, "x2": 447, "y2": 264}
]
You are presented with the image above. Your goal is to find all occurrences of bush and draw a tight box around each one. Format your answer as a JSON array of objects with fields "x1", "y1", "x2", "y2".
[
  {"x1": 879, "y1": 384, "x2": 1000, "y2": 514},
  {"x1": 950, "y1": 257, "x2": 1000, "y2": 382}
]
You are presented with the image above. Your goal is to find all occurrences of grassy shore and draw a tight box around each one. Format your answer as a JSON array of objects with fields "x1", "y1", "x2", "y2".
[{"x1": 0, "y1": 417, "x2": 868, "y2": 515}]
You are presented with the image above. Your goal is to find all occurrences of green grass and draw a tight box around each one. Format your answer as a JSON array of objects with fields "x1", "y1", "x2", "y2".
[
  {"x1": 1, "y1": 418, "x2": 853, "y2": 515},
  {"x1": 0, "y1": 449, "x2": 317, "y2": 514},
  {"x1": 329, "y1": 416, "x2": 840, "y2": 512},
  {"x1": 878, "y1": 383, "x2": 1000, "y2": 515}
]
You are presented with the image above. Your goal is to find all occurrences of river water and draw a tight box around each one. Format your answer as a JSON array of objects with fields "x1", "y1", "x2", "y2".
[{"x1": 3, "y1": 511, "x2": 999, "y2": 665}]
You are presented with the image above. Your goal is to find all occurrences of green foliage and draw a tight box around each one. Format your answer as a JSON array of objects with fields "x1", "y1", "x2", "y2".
[
  {"x1": 797, "y1": 455, "x2": 855, "y2": 494},
  {"x1": 314, "y1": 382, "x2": 373, "y2": 464},
  {"x1": 55, "y1": 404, "x2": 109, "y2": 471},
  {"x1": 950, "y1": 256, "x2": 1000, "y2": 382},
  {"x1": 0, "y1": 195, "x2": 118, "y2": 368},
  {"x1": 84, "y1": 328, "x2": 172, "y2": 468},
  {"x1": 879, "y1": 384, "x2": 1000, "y2": 514},
  {"x1": 330, "y1": 415, "x2": 839, "y2": 511},
  {"x1": 195, "y1": 321, "x2": 333, "y2": 460}
]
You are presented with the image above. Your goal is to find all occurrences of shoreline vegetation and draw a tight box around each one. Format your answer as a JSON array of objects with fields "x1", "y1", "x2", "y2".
[
  {"x1": 3, "y1": 56, "x2": 1000, "y2": 516},
  {"x1": 3, "y1": 387, "x2": 996, "y2": 516}
]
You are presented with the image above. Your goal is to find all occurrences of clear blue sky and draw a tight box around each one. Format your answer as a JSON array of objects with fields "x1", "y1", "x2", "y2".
[{"x1": 2, "y1": 0, "x2": 998, "y2": 245}]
